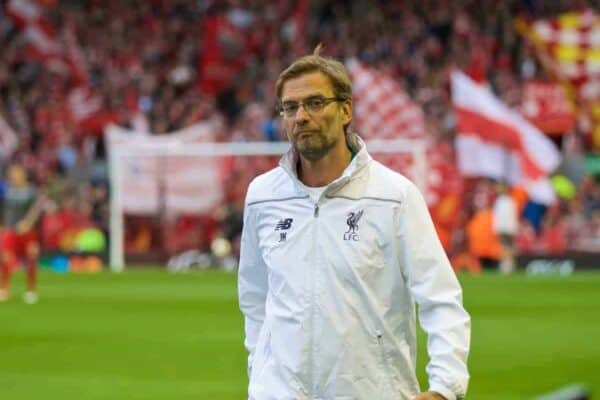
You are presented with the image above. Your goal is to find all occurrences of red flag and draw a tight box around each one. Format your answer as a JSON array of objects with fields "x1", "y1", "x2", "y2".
[{"x1": 197, "y1": 15, "x2": 253, "y2": 95}]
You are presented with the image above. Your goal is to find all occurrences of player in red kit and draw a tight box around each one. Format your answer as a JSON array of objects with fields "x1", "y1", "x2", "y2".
[{"x1": 0, "y1": 163, "x2": 44, "y2": 304}]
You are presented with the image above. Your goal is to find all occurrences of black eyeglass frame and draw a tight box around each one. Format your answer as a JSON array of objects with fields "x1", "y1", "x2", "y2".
[{"x1": 277, "y1": 96, "x2": 347, "y2": 118}]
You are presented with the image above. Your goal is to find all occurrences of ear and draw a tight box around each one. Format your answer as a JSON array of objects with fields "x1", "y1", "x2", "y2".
[{"x1": 340, "y1": 100, "x2": 352, "y2": 127}]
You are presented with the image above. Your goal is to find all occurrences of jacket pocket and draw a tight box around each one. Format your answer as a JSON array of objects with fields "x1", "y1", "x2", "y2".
[
  {"x1": 375, "y1": 330, "x2": 394, "y2": 396},
  {"x1": 375, "y1": 332, "x2": 419, "y2": 399}
]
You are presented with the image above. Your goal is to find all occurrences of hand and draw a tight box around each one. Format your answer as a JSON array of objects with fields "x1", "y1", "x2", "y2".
[{"x1": 413, "y1": 391, "x2": 447, "y2": 400}]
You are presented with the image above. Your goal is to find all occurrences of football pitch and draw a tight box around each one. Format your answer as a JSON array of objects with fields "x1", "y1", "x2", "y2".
[{"x1": 1, "y1": 269, "x2": 599, "y2": 400}]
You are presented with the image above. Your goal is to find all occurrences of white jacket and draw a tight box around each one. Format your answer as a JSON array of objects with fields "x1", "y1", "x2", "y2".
[{"x1": 238, "y1": 137, "x2": 470, "y2": 400}]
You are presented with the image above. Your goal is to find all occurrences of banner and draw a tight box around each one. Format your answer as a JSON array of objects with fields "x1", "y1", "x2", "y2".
[
  {"x1": 105, "y1": 120, "x2": 224, "y2": 215},
  {"x1": 451, "y1": 70, "x2": 561, "y2": 204}
]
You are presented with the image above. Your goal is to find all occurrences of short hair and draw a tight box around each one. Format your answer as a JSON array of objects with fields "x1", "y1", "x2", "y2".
[{"x1": 276, "y1": 44, "x2": 352, "y2": 102}]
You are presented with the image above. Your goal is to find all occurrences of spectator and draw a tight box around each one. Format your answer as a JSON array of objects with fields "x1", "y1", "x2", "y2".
[
  {"x1": 1, "y1": 0, "x2": 598, "y2": 264},
  {"x1": 492, "y1": 182, "x2": 519, "y2": 274}
]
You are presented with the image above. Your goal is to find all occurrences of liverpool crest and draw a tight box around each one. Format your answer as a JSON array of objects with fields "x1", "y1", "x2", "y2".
[{"x1": 344, "y1": 210, "x2": 363, "y2": 241}]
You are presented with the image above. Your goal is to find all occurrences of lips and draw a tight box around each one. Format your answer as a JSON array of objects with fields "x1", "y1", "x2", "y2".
[{"x1": 295, "y1": 130, "x2": 318, "y2": 138}]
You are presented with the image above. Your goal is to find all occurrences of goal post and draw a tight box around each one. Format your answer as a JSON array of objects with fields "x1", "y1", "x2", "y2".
[{"x1": 108, "y1": 139, "x2": 427, "y2": 271}]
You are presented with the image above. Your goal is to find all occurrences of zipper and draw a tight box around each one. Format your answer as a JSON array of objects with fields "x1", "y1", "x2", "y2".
[{"x1": 309, "y1": 201, "x2": 319, "y2": 397}]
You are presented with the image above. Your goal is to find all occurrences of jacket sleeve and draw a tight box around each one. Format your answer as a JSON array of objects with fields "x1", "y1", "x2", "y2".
[
  {"x1": 238, "y1": 199, "x2": 269, "y2": 377},
  {"x1": 399, "y1": 182, "x2": 471, "y2": 400}
]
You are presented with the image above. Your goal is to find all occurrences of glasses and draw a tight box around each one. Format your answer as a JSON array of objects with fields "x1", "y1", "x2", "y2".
[{"x1": 278, "y1": 96, "x2": 345, "y2": 118}]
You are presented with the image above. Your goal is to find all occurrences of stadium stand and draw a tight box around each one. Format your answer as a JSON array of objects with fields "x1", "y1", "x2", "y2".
[{"x1": 0, "y1": 0, "x2": 598, "y2": 268}]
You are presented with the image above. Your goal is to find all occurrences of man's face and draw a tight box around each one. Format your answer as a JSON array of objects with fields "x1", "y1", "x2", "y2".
[{"x1": 280, "y1": 72, "x2": 352, "y2": 161}]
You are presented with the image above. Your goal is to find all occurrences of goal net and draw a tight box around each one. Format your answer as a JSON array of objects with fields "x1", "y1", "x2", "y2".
[{"x1": 106, "y1": 123, "x2": 427, "y2": 271}]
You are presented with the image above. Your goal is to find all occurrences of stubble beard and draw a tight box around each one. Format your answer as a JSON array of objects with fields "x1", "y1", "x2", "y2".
[{"x1": 293, "y1": 132, "x2": 338, "y2": 162}]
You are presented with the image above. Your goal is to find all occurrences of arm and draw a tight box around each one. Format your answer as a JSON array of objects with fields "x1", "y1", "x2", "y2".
[
  {"x1": 237, "y1": 201, "x2": 268, "y2": 377},
  {"x1": 399, "y1": 182, "x2": 471, "y2": 400}
]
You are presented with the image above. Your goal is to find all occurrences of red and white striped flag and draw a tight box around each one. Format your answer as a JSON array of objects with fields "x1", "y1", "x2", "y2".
[
  {"x1": 451, "y1": 70, "x2": 561, "y2": 204},
  {"x1": 7, "y1": 0, "x2": 112, "y2": 135},
  {"x1": 7, "y1": 0, "x2": 90, "y2": 83},
  {"x1": 6, "y1": 0, "x2": 68, "y2": 72},
  {"x1": 347, "y1": 59, "x2": 428, "y2": 141}
]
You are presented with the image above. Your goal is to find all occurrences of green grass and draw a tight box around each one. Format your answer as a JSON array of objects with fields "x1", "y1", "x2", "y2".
[{"x1": 0, "y1": 269, "x2": 599, "y2": 400}]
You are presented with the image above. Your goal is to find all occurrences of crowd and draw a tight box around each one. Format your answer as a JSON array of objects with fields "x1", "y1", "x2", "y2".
[{"x1": 0, "y1": 0, "x2": 598, "y2": 271}]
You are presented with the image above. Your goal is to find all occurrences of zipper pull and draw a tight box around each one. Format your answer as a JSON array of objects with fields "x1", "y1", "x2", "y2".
[{"x1": 314, "y1": 204, "x2": 319, "y2": 217}]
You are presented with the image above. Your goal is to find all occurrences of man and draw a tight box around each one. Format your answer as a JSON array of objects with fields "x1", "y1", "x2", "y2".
[
  {"x1": 0, "y1": 162, "x2": 42, "y2": 304},
  {"x1": 238, "y1": 46, "x2": 470, "y2": 400}
]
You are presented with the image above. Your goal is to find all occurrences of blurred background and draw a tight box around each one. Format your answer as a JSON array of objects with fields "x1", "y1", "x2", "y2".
[{"x1": 0, "y1": 1, "x2": 599, "y2": 399}]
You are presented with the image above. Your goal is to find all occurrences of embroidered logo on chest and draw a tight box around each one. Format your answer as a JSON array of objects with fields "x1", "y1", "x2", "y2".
[{"x1": 344, "y1": 210, "x2": 363, "y2": 241}]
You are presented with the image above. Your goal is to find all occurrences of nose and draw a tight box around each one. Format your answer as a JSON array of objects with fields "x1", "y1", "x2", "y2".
[{"x1": 293, "y1": 103, "x2": 310, "y2": 124}]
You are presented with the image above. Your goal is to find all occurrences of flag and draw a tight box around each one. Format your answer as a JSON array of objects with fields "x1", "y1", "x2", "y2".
[
  {"x1": 5, "y1": 0, "x2": 68, "y2": 72},
  {"x1": 347, "y1": 59, "x2": 428, "y2": 141},
  {"x1": 7, "y1": 0, "x2": 117, "y2": 136},
  {"x1": 7, "y1": 0, "x2": 90, "y2": 84},
  {"x1": 197, "y1": 14, "x2": 253, "y2": 95},
  {"x1": 517, "y1": 10, "x2": 600, "y2": 149},
  {"x1": 451, "y1": 70, "x2": 561, "y2": 204}
]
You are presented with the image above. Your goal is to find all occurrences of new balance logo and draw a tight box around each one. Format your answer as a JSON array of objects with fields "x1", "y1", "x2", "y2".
[
  {"x1": 344, "y1": 210, "x2": 363, "y2": 241},
  {"x1": 275, "y1": 218, "x2": 293, "y2": 231},
  {"x1": 275, "y1": 218, "x2": 293, "y2": 243}
]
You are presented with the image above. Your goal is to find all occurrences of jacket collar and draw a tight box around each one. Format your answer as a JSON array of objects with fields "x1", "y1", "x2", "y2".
[{"x1": 279, "y1": 132, "x2": 371, "y2": 193}]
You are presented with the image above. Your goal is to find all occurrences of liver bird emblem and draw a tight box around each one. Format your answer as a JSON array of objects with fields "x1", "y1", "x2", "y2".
[{"x1": 345, "y1": 210, "x2": 363, "y2": 234}]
